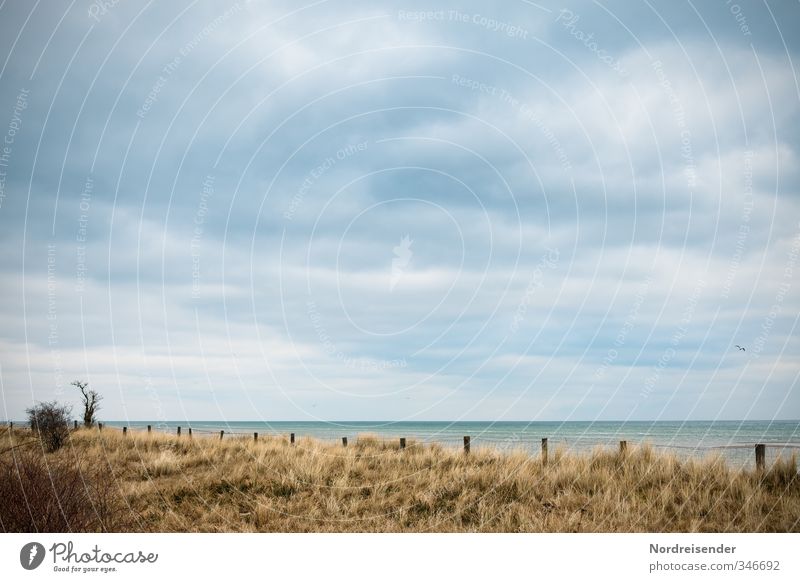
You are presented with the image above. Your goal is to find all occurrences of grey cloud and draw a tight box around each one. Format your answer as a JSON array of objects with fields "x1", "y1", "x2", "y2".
[{"x1": 1, "y1": 0, "x2": 797, "y2": 421}]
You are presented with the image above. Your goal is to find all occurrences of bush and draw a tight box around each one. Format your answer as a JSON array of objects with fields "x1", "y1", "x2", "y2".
[
  {"x1": 0, "y1": 447, "x2": 124, "y2": 532},
  {"x1": 26, "y1": 401, "x2": 72, "y2": 452}
]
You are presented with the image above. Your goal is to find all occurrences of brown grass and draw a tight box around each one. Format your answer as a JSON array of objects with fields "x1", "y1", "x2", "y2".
[
  {"x1": 0, "y1": 428, "x2": 126, "y2": 532},
  {"x1": 2, "y1": 427, "x2": 798, "y2": 532}
]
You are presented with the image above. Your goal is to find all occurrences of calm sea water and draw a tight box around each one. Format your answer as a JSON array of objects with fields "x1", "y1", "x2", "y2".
[{"x1": 101, "y1": 420, "x2": 800, "y2": 469}]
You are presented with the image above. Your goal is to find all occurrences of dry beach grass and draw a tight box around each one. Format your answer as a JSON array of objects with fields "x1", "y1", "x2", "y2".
[{"x1": 2, "y1": 427, "x2": 798, "y2": 532}]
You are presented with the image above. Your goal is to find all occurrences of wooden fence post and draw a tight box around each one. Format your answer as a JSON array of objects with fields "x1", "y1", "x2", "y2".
[
  {"x1": 755, "y1": 444, "x2": 766, "y2": 471},
  {"x1": 220, "y1": 430, "x2": 224, "y2": 440},
  {"x1": 177, "y1": 426, "x2": 181, "y2": 437},
  {"x1": 98, "y1": 422, "x2": 103, "y2": 431},
  {"x1": 619, "y1": 440, "x2": 627, "y2": 454},
  {"x1": 541, "y1": 438, "x2": 548, "y2": 466},
  {"x1": 290, "y1": 432, "x2": 295, "y2": 445},
  {"x1": 342, "y1": 437, "x2": 348, "y2": 447},
  {"x1": 463, "y1": 436, "x2": 470, "y2": 454},
  {"x1": 74, "y1": 420, "x2": 78, "y2": 430},
  {"x1": 400, "y1": 437, "x2": 406, "y2": 449},
  {"x1": 254, "y1": 432, "x2": 258, "y2": 442},
  {"x1": 188, "y1": 428, "x2": 192, "y2": 438},
  {"x1": 123, "y1": 427, "x2": 127, "y2": 436},
  {"x1": 9, "y1": 421, "x2": 12, "y2": 430}
]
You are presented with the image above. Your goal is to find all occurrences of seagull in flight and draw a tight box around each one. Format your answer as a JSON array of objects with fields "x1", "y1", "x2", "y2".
[{"x1": 735, "y1": 345, "x2": 746, "y2": 351}]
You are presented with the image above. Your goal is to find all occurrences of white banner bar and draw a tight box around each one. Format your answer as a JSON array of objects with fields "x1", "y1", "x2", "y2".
[{"x1": 2, "y1": 533, "x2": 797, "y2": 581}]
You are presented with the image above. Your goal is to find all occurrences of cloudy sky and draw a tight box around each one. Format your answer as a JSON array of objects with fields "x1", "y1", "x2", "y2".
[{"x1": 0, "y1": 0, "x2": 798, "y2": 422}]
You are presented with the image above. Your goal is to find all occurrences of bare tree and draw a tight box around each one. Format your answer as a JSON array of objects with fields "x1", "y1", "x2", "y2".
[{"x1": 72, "y1": 380, "x2": 102, "y2": 428}]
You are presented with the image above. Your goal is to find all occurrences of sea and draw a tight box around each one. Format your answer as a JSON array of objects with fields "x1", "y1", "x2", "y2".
[{"x1": 99, "y1": 420, "x2": 800, "y2": 469}]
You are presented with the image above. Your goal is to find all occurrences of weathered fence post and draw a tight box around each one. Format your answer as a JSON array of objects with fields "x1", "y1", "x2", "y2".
[
  {"x1": 123, "y1": 427, "x2": 127, "y2": 436},
  {"x1": 188, "y1": 428, "x2": 192, "y2": 438},
  {"x1": 74, "y1": 420, "x2": 78, "y2": 430},
  {"x1": 220, "y1": 430, "x2": 224, "y2": 440},
  {"x1": 541, "y1": 438, "x2": 548, "y2": 466},
  {"x1": 177, "y1": 426, "x2": 181, "y2": 437},
  {"x1": 400, "y1": 437, "x2": 406, "y2": 449},
  {"x1": 147, "y1": 425, "x2": 151, "y2": 434},
  {"x1": 9, "y1": 421, "x2": 12, "y2": 430},
  {"x1": 463, "y1": 435, "x2": 470, "y2": 454},
  {"x1": 619, "y1": 440, "x2": 627, "y2": 454},
  {"x1": 254, "y1": 432, "x2": 258, "y2": 442},
  {"x1": 342, "y1": 437, "x2": 348, "y2": 447},
  {"x1": 755, "y1": 444, "x2": 766, "y2": 471},
  {"x1": 290, "y1": 432, "x2": 295, "y2": 445},
  {"x1": 98, "y1": 422, "x2": 103, "y2": 431}
]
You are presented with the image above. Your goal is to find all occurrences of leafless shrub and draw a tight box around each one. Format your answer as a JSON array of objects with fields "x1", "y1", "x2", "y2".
[
  {"x1": 26, "y1": 401, "x2": 72, "y2": 452},
  {"x1": 0, "y1": 447, "x2": 124, "y2": 532}
]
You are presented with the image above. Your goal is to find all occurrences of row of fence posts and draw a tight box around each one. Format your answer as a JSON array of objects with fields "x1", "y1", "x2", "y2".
[{"x1": 80, "y1": 424, "x2": 771, "y2": 471}]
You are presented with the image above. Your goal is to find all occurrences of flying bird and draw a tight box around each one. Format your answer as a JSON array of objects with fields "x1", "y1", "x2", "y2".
[{"x1": 735, "y1": 345, "x2": 746, "y2": 351}]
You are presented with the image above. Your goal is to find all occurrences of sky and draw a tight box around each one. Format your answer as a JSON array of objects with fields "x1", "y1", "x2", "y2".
[{"x1": 0, "y1": 0, "x2": 798, "y2": 423}]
